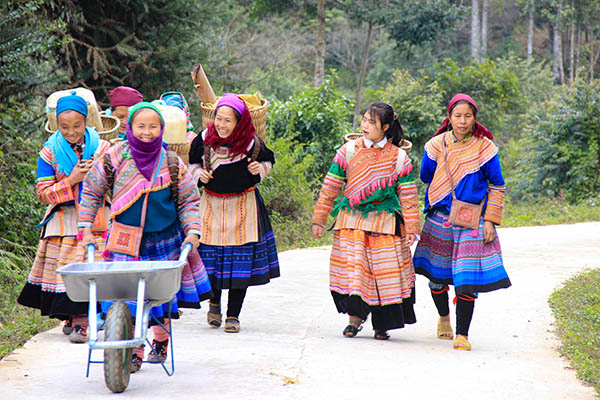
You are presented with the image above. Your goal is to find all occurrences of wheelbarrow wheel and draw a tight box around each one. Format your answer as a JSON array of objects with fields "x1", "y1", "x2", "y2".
[{"x1": 103, "y1": 301, "x2": 132, "y2": 393}]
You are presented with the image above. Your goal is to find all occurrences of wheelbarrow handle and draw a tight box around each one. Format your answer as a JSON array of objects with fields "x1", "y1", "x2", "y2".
[
  {"x1": 87, "y1": 243, "x2": 96, "y2": 263},
  {"x1": 179, "y1": 242, "x2": 193, "y2": 262}
]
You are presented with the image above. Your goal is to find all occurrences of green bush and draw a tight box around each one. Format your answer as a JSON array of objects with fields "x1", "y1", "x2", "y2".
[
  {"x1": 509, "y1": 80, "x2": 600, "y2": 202},
  {"x1": 260, "y1": 137, "x2": 329, "y2": 251},
  {"x1": 267, "y1": 72, "x2": 353, "y2": 182},
  {"x1": 367, "y1": 69, "x2": 444, "y2": 158}
]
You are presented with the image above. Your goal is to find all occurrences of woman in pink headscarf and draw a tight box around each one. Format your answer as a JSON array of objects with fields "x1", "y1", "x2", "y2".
[
  {"x1": 413, "y1": 94, "x2": 511, "y2": 351},
  {"x1": 108, "y1": 86, "x2": 143, "y2": 138},
  {"x1": 189, "y1": 94, "x2": 280, "y2": 334}
]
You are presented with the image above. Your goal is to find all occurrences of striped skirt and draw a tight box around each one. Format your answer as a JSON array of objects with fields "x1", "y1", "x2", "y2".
[
  {"x1": 413, "y1": 210, "x2": 511, "y2": 295},
  {"x1": 101, "y1": 222, "x2": 212, "y2": 321},
  {"x1": 199, "y1": 230, "x2": 280, "y2": 290},
  {"x1": 17, "y1": 234, "x2": 106, "y2": 320},
  {"x1": 330, "y1": 229, "x2": 415, "y2": 307}
]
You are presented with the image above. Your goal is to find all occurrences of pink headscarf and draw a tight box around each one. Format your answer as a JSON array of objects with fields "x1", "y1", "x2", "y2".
[
  {"x1": 204, "y1": 94, "x2": 256, "y2": 156},
  {"x1": 109, "y1": 86, "x2": 143, "y2": 108},
  {"x1": 434, "y1": 93, "x2": 493, "y2": 140}
]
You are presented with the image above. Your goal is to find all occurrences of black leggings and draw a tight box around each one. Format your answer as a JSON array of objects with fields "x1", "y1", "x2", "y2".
[
  {"x1": 430, "y1": 285, "x2": 475, "y2": 337},
  {"x1": 210, "y1": 289, "x2": 247, "y2": 318}
]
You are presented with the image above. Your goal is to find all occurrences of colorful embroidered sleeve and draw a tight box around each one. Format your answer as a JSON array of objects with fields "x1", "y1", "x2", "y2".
[
  {"x1": 480, "y1": 154, "x2": 505, "y2": 225},
  {"x1": 176, "y1": 159, "x2": 203, "y2": 235},
  {"x1": 36, "y1": 147, "x2": 76, "y2": 205},
  {"x1": 396, "y1": 156, "x2": 420, "y2": 234},
  {"x1": 312, "y1": 147, "x2": 347, "y2": 227},
  {"x1": 78, "y1": 154, "x2": 111, "y2": 228}
]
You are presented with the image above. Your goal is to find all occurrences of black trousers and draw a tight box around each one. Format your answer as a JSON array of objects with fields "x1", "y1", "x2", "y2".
[
  {"x1": 430, "y1": 286, "x2": 475, "y2": 336},
  {"x1": 211, "y1": 288, "x2": 247, "y2": 318}
]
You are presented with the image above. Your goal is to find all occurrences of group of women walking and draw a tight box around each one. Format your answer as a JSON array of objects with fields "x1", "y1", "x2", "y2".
[
  {"x1": 17, "y1": 85, "x2": 509, "y2": 370},
  {"x1": 312, "y1": 93, "x2": 510, "y2": 350}
]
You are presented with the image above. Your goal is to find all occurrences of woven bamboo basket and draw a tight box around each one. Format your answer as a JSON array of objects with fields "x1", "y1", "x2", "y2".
[
  {"x1": 45, "y1": 114, "x2": 120, "y2": 142},
  {"x1": 343, "y1": 133, "x2": 413, "y2": 154},
  {"x1": 167, "y1": 142, "x2": 191, "y2": 164},
  {"x1": 200, "y1": 98, "x2": 269, "y2": 140}
]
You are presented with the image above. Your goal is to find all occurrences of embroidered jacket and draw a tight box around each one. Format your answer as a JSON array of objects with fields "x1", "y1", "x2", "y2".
[
  {"x1": 78, "y1": 141, "x2": 202, "y2": 235},
  {"x1": 313, "y1": 138, "x2": 420, "y2": 236},
  {"x1": 421, "y1": 131, "x2": 505, "y2": 225},
  {"x1": 36, "y1": 140, "x2": 111, "y2": 237}
]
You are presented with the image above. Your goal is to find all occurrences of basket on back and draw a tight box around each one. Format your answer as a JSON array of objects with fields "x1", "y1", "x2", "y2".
[
  {"x1": 45, "y1": 87, "x2": 120, "y2": 141},
  {"x1": 191, "y1": 64, "x2": 268, "y2": 141}
]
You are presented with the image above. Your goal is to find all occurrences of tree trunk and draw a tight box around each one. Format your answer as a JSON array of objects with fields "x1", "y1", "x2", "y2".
[
  {"x1": 569, "y1": 7, "x2": 575, "y2": 85},
  {"x1": 313, "y1": 0, "x2": 326, "y2": 87},
  {"x1": 552, "y1": 23, "x2": 564, "y2": 84},
  {"x1": 353, "y1": 21, "x2": 374, "y2": 129},
  {"x1": 471, "y1": 0, "x2": 481, "y2": 62},
  {"x1": 527, "y1": 0, "x2": 534, "y2": 61},
  {"x1": 575, "y1": 27, "x2": 581, "y2": 80},
  {"x1": 481, "y1": 0, "x2": 488, "y2": 61}
]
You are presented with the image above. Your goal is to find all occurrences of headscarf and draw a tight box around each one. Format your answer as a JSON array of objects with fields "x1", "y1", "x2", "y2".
[
  {"x1": 125, "y1": 102, "x2": 165, "y2": 181},
  {"x1": 48, "y1": 94, "x2": 98, "y2": 175},
  {"x1": 160, "y1": 91, "x2": 194, "y2": 131},
  {"x1": 204, "y1": 93, "x2": 255, "y2": 156},
  {"x1": 56, "y1": 94, "x2": 88, "y2": 118},
  {"x1": 434, "y1": 93, "x2": 493, "y2": 140},
  {"x1": 109, "y1": 86, "x2": 143, "y2": 108}
]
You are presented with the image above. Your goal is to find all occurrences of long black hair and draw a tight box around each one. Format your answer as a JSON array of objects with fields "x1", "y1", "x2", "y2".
[{"x1": 363, "y1": 102, "x2": 405, "y2": 147}]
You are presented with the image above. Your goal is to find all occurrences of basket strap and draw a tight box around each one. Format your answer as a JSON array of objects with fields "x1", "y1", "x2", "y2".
[
  {"x1": 203, "y1": 144, "x2": 212, "y2": 172},
  {"x1": 250, "y1": 135, "x2": 262, "y2": 162},
  {"x1": 103, "y1": 153, "x2": 114, "y2": 200},
  {"x1": 166, "y1": 150, "x2": 179, "y2": 206}
]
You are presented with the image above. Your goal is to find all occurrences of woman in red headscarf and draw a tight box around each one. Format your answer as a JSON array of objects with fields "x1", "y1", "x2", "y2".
[
  {"x1": 413, "y1": 94, "x2": 511, "y2": 351},
  {"x1": 189, "y1": 94, "x2": 279, "y2": 334}
]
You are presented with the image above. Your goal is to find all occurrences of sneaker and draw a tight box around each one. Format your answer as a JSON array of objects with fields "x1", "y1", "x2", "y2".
[
  {"x1": 147, "y1": 339, "x2": 168, "y2": 363},
  {"x1": 62, "y1": 319, "x2": 73, "y2": 335},
  {"x1": 131, "y1": 353, "x2": 143, "y2": 373},
  {"x1": 68, "y1": 325, "x2": 87, "y2": 343}
]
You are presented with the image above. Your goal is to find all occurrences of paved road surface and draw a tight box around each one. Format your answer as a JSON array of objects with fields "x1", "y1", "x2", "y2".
[{"x1": 1, "y1": 222, "x2": 599, "y2": 399}]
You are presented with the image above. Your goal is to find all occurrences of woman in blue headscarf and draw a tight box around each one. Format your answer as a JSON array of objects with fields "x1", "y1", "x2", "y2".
[{"x1": 17, "y1": 94, "x2": 112, "y2": 343}]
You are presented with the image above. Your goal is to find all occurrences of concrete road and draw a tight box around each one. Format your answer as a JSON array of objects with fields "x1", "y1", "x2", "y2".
[{"x1": 1, "y1": 222, "x2": 599, "y2": 399}]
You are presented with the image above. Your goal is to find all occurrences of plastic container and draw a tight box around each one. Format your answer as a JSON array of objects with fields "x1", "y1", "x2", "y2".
[{"x1": 46, "y1": 87, "x2": 103, "y2": 133}]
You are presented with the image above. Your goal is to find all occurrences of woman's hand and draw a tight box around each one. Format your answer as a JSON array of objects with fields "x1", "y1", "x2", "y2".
[
  {"x1": 312, "y1": 224, "x2": 324, "y2": 239},
  {"x1": 483, "y1": 220, "x2": 496, "y2": 244},
  {"x1": 199, "y1": 168, "x2": 213, "y2": 184},
  {"x1": 247, "y1": 159, "x2": 260, "y2": 175},
  {"x1": 69, "y1": 159, "x2": 94, "y2": 184},
  {"x1": 79, "y1": 227, "x2": 95, "y2": 248},
  {"x1": 182, "y1": 233, "x2": 200, "y2": 253},
  {"x1": 405, "y1": 233, "x2": 417, "y2": 247}
]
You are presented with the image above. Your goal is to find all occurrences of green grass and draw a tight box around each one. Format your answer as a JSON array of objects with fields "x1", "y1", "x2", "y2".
[
  {"x1": 0, "y1": 247, "x2": 57, "y2": 360},
  {"x1": 502, "y1": 196, "x2": 600, "y2": 227},
  {"x1": 549, "y1": 268, "x2": 600, "y2": 395}
]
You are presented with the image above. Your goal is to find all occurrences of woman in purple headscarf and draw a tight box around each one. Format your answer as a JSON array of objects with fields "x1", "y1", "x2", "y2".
[
  {"x1": 189, "y1": 94, "x2": 280, "y2": 334},
  {"x1": 79, "y1": 102, "x2": 211, "y2": 372}
]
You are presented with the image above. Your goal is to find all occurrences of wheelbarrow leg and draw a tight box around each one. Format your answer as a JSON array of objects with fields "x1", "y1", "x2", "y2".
[{"x1": 86, "y1": 279, "x2": 98, "y2": 378}]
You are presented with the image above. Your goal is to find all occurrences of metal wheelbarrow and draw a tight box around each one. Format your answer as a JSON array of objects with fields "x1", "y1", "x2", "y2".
[{"x1": 57, "y1": 243, "x2": 192, "y2": 393}]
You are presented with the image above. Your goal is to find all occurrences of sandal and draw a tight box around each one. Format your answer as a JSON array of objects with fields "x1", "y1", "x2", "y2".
[
  {"x1": 224, "y1": 317, "x2": 240, "y2": 333},
  {"x1": 343, "y1": 316, "x2": 364, "y2": 337},
  {"x1": 374, "y1": 330, "x2": 390, "y2": 340},
  {"x1": 207, "y1": 302, "x2": 222, "y2": 328},
  {"x1": 437, "y1": 316, "x2": 454, "y2": 340},
  {"x1": 453, "y1": 335, "x2": 471, "y2": 351}
]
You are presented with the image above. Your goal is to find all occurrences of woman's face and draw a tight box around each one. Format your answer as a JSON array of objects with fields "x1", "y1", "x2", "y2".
[
  {"x1": 131, "y1": 109, "x2": 162, "y2": 142},
  {"x1": 57, "y1": 110, "x2": 86, "y2": 144},
  {"x1": 360, "y1": 111, "x2": 388, "y2": 143},
  {"x1": 113, "y1": 106, "x2": 130, "y2": 134},
  {"x1": 214, "y1": 106, "x2": 238, "y2": 139},
  {"x1": 449, "y1": 102, "x2": 476, "y2": 137}
]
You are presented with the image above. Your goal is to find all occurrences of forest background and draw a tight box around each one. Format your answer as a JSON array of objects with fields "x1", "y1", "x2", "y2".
[{"x1": 1, "y1": 0, "x2": 600, "y2": 389}]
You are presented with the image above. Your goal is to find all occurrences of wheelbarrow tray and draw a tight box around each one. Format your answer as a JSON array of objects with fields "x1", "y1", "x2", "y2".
[{"x1": 57, "y1": 260, "x2": 184, "y2": 303}]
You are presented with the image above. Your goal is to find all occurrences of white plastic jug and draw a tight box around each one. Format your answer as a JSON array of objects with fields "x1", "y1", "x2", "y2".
[{"x1": 153, "y1": 103, "x2": 187, "y2": 144}]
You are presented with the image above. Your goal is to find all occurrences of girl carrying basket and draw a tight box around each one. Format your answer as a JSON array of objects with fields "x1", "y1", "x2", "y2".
[{"x1": 312, "y1": 102, "x2": 420, "y2": 340}]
